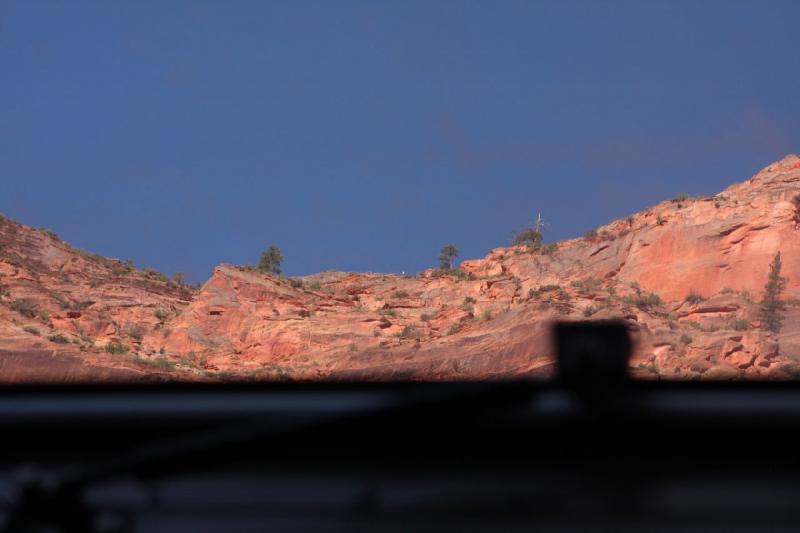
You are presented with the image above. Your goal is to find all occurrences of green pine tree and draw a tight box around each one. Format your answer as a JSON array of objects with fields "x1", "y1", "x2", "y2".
[
  {"x1": 439, "y1": 244, "x2": 459, "y2": 271},
  {"x1": 759, "y1": 251, "x2": 788, "y2": 333},
  {"x1": 257, "y1": 245, "x2": 284, "y2": 275}
]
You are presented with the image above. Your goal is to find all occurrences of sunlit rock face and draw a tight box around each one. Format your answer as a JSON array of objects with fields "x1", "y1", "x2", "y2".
[{"x1": 2, "y1": 155, "x2": 800, "y2": 382}]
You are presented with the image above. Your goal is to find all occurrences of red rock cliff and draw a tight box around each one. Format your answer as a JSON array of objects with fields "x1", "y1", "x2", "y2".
[{"x1": 2, "y1": 155, "x2": 800, "y2": 382}]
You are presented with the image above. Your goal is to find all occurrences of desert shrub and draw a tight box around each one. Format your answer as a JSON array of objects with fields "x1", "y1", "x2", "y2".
[
  {"x1": 105, "y1": 341, "x2": 128, "y2": 355},
  {"x1": 39, "y1": 228, "x2": 60, "y2": 240},
  {"x1": 529, "y1": 284, "x2": 561, "y2": 299},
  {"x1": 685, "y1": 291, "x2": 705, "y2": 305},
  {"x1": 584, "y1": 229, "x2": 598, "y2": 241},
  {"x1": 740, "y1": 289, "x2": 752, "y2": 302},
  {"x1": 297, "y1": 309, "x2": 312, "y2": 318},
  {"x1": 512, "y1": 228, "x2": 543, "y2": 247},
  {"x1": 398, "y1": 325, "x2": 420, "y2": 339},
  {"x1": 599, "y1": 230, "x2": 615, "y2": 241},
  {"x1": 447, "y1": 324, "x2": 462, "y2": 336},
  {"x1": 688, "y1": 321, "x2": 702, "y2": 330},
  {"x1": 379, "y1": 308, "x2": 398, "y2": 317},
  {"x1": 70, "y1": 319, "x2": 86, "y2": 338},
  {"x1": 112, "y1": 259, "x2": 135, "y2": 275},
  {"x1": 308, "y1": 281, "x2": 322, "y2": 291},
  {"x1": 463, "y1": 296, "x2": 476, "y2": 305},
  {"x1": 23, "y1": 326, "x2": 40, "y2": 336},
  {"x1": 642, "y1": 292, "x2": 663, "y2": 308},
  {"x1": 445, "y1": 268, "x2": 474, "y2": 281},
  {"x1": 720, "y1": 287, "x2": 734, "y2": 295},
  {"x1": 542, "y1": 243, "x2": 558, "y2": 255},
  {"x1": 393, "y1": 290, "x2": 409, "y2": 299},
  {"x1": 349, "y1": 343, "x2": 358, "y2": 352},
  {"x1": 152, "y1": 357, "x2": 175, "y2": 370},
  {"x1": 139, "y1": 268, "x2": 168, "y2": 283},
  {"x1": 38, "y1": 310, "x2": 51, "y2": 323},
  {"x1": 72, "y1": 300, "x2": 92, "y2": 311},
  {"x1": 482, "y1": 309, "x2": 492, "y2": 321},
  {"x1": 48, "y1": 334, "x2": 69, "y2": 344},
  {"x1": 583, "y1": 306, "x2": 598, "y2": 317},
  {"x1": 680, "y1": 333, "x2": 693, "y2": 344},
  {"x1": 623, "y1": 292, "x2": 661, "y2": 310},
  {"x1": 689, "y1": 361, "x2": 707, "y2": 374},
  {"x1": 126, "y1": 325, "x2": 144, "y2": 341},
  {"x1": 671, "y1": 193, "x2": 690, "y2": 203},
  {"x1": 420, "y1": 313, "x2": 432, "y2": 322},
  {"x1": 729, "y1": 319, "x2": 750, "y2": 331},
  {"x1": 571, "y1": 278, "x2": 603, "y2": 292},
  {"x1": 10, "y1": 299, "x2": 37, "y2": 318},
  {"x1": 154, "y1": 308, "x2": 170, "y2": 321},
  {"x1": 66, "y1": 244, "x2": 104, "y2": 263},
  {"x1": 133, "y1": 355, "x2": 175, "y2": 370},
  {"x1": 289, "y1": 278, "x2": 304, "y2": 289},
  {"x1": 51, "y1": 292, "x2": 71, "y2": 310}
]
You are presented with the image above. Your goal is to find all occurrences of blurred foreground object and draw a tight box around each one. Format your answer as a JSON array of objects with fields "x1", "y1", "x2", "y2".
[
  {"x1": 555, "y1": 320, "x2": 631, "y2": 389},
  {"x1": 4, "y1": 321, "x2": 800, "y2": 531}
]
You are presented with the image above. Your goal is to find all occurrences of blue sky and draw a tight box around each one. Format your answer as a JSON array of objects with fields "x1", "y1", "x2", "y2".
[{"x1": 1, "y1": 1, "x2": 798, "y2": 282}]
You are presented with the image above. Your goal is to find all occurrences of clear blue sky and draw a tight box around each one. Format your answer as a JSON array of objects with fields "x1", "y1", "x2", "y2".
[{"x1": 1, "y1": 1, "x2": 798, "y2": 282}]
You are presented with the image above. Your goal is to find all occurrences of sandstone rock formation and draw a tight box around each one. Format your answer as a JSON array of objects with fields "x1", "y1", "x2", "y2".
[{"x1": 2, "y1": 155, "x2": 800, "y2": 382}]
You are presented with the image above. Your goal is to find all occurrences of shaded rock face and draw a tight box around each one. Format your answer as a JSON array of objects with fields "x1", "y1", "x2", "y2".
[
  {"x1": 0, "y1": 220, "x2": 198, "y2": 381},
  {"x1": 2, "y1": 155, "x2": 800, "y2": 382}
]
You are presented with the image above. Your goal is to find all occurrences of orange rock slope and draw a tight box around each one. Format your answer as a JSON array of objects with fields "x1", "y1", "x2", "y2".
[{"x1": 3, "y1": 155, "x2": 800, "y2": 382}]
